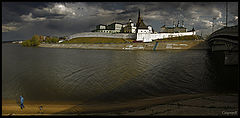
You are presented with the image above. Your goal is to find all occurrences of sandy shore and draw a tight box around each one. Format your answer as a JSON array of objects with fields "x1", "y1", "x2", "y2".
[
  {"x1": 117, "y1": 93, "x2": 238, "y2": 116},
  {"x1": 2, "y1": 102, "x2": 76, "y2": 116},
  {"x1": 2, "y1": 93, "x2": 238, "y2": 116}
]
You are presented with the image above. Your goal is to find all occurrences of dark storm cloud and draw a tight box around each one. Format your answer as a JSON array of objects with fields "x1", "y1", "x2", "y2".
[
  {"x1": 2, "y1": 2, "x2": 48, "y2": 23},
  {"x1": 2, "y1": 2, "x2": 238, "y2": 41}
]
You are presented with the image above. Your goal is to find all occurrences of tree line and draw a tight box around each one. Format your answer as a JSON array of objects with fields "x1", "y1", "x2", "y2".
[{"x1": 22, "y1": 35, "x2": 65, "y2": 47}]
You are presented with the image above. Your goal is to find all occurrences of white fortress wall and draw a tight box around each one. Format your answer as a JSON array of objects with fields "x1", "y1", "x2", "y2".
[
  {"x1": 150, "y1": 31, "x2": 196, "y2": 40},
  {"x1": 136, "y1": 33, "x2": 151, "y2": 42},
  {"x1": 68, "y1": 31, "x2": 195, "y2": 42},
  {"x1": 68, "y1": 32, "x2": 136, "y2": 40},
  {"x1": 136, "y1": 29, "x2": 152, "y2": 42},
  {"x1": 136, "y1": 33, "x2": 143, "y2": 41},
  {"x1": 143, "y1": 33, "x2": 152, "y2": 42},
  {"x1": 136, "y1": 31, "x2": 196, "y2": 42}
]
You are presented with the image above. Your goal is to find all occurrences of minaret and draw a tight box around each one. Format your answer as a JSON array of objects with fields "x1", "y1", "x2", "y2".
[
  {"x1": 192, "y1": 27, "x2": 195, "y2": 32},
  {"x1": 226, "y1": 2, "x2": 228, "y2": 27},
  {"x1": 182, "y1": 20, "x2": 184, "y2": 27},
  {"x1": 192, "y1": 27, "x2": 195, "y2": 36}
]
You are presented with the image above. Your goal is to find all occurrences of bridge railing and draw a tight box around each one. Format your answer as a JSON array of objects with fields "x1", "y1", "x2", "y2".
[{"x1": 207, "y1": 25, "x2": 238, "y2": 41}]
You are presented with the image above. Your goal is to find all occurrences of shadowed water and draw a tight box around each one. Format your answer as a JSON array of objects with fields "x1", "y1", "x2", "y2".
[{"x1": 2, "y1": 43, "x2": 238, "y2": 104}]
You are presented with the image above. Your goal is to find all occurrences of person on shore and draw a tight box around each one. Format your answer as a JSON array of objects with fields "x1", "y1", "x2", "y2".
[
  {"x1": 20, "y1": 96, "x2": 24, "y2": 109},
  {"x1": 40, "y1": 106, "x2": 43, "y2": 114}
]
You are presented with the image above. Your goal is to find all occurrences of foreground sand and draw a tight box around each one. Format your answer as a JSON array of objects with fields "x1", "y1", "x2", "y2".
[
  {"x1": 2, "y1": 93, "x2": 238, "y2": 116},
  {"x1": 116, "y1": 93, "x2": 238, "y2": 116}
]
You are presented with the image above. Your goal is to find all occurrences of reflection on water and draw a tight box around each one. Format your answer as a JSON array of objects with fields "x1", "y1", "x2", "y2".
[{"x1": 2, "y1": 43, "x2": 238, "y2": 104}]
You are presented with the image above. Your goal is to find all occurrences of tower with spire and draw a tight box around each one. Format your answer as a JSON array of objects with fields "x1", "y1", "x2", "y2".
[
  {"x1": 136, "y1": 9, "x2": 154, "y2": 42},
  {"x1": 136, "y1": 9, "x2": 141, "y2": 28},
  {"x1": 136, "y1": 9, "x2": 149, "y2": 33}
]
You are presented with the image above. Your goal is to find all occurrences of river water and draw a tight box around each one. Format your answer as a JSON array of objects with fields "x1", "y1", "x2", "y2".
[{"x1": 2, "y1": 43, "x2": 238, "y2": 104}]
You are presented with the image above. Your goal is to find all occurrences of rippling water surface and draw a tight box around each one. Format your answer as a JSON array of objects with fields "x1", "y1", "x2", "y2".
[{"x1": 2, "y1": 43, "x2": 238, "y2": 104}]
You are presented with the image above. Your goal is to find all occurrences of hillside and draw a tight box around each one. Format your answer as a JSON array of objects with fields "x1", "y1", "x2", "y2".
[{"x1": 63, "y1": 37, "x2": 135, "y2": 44}]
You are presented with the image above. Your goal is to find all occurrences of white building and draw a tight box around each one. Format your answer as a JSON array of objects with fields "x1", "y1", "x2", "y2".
[
  {"x1": 136, "y1": 10, "x2": 196, "y2": 42},
  {"x1": 96, "y1": 24, "x2": 106, "y2": 30},
  {"x1": 148, "y1": 25, "x2": 153, "y2": 33},
  {"x1": 95, "y1": 23, "x2": 124, "y2": 33},
  {"x1": 136, "y1": 20, "x2": 152, "y2": 42},
  {"x1": 95, "y1": 19, "x2": 138, "y2": 34},
  {"x1": 93, "y1": 10, "x2": 196, "y2": 42},
  {"x1": 135, "y1": 10, "x2": 154, "y2": 42},
  {"x1": 122, "y1": 19, "x2": 137, "y2": 33}
]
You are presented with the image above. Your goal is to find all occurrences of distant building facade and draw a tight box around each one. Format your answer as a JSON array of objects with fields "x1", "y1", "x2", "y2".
[
  {"x1": 136, "y1": 10, "x2": 196, "y2": 42},
  {"x1": 94, "y1": 22, "x2": 125, "y2": 33},
  {"x1": 160, "y1": 21, "x2": 187, "y2": 33},
  {"x1": 92, "y1": 10, "x2": 196, "y2": 42},
  {"x1": 94, "y1": 19, "x2": 140, "y2": 34},
  {"x1": 122, "y1": 19, "x2": 137, "y2": 33},
  {"x1": 96, "y1": 24, "x2": 106, "y2": 30}
]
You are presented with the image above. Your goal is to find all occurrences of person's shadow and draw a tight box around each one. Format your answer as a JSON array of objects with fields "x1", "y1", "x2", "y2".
[
  {"x1": 15, "y1": 95, "x2": 23, "y2": 109},
  {"x1": 16, "y1": 97, "x2": 20, "y2": 107}
]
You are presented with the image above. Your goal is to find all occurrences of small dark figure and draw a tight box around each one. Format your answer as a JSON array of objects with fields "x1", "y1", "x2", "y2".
[
  {"x1": 20, "y1": 96, "x2": 24, "y2": 109},
  {"x1": 40, "y1": 106, "x2": 43, "y2": 113}
]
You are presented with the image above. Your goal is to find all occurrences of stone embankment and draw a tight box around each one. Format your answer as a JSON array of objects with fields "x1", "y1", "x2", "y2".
[
  {"x1": 68, "y1": 32, "x2": 136, "y2": 40},
  {"x1": 39, "y1": 40, "x2": 209, "y2": 50}
]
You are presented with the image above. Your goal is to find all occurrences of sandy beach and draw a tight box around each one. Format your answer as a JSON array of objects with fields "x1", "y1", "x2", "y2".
[
  {"x1": 2, "y1": 93, "x2": 238, "y2": 116},
  {"x1": 2, "y1": 100, "x2": 78, "y2": 116}
]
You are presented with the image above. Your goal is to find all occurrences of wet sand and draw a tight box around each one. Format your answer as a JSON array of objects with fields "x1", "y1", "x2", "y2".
[{"x1": 2, "y1": 93, "x2": 238, "y2": 116}]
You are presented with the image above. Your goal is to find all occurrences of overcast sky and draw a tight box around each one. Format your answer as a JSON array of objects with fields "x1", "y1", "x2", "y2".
[{"x1": 2, "y1": 2, "x2": 238, "y2": 41}]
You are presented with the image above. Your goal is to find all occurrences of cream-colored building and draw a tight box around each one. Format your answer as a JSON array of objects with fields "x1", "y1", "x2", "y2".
[
  {"x1": 94, "y1": 19, "x2": 138, "y2": 34},
  {"x1": 122, "y1": 19, "x2": 137, "y2": 33},
  {"x1": 96, "y1": 24, "x2": 106, "y2": 30},
  {"x1": 94, "y1": 22, "x2": 124, "y2": 33}
]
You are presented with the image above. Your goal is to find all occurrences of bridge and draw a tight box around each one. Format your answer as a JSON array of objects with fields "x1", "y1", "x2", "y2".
[{"x1": 207, "y1": 25, "x2": 238, "y2": 65}]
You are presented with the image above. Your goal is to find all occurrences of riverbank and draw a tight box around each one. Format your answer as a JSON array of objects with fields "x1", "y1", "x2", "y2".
[
  {"x1": 2, "y1": 93, "x2": 238, "y2": 116},
  {"x1": 39, "y1": 40, "x2": 208, "y2": 50}
]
